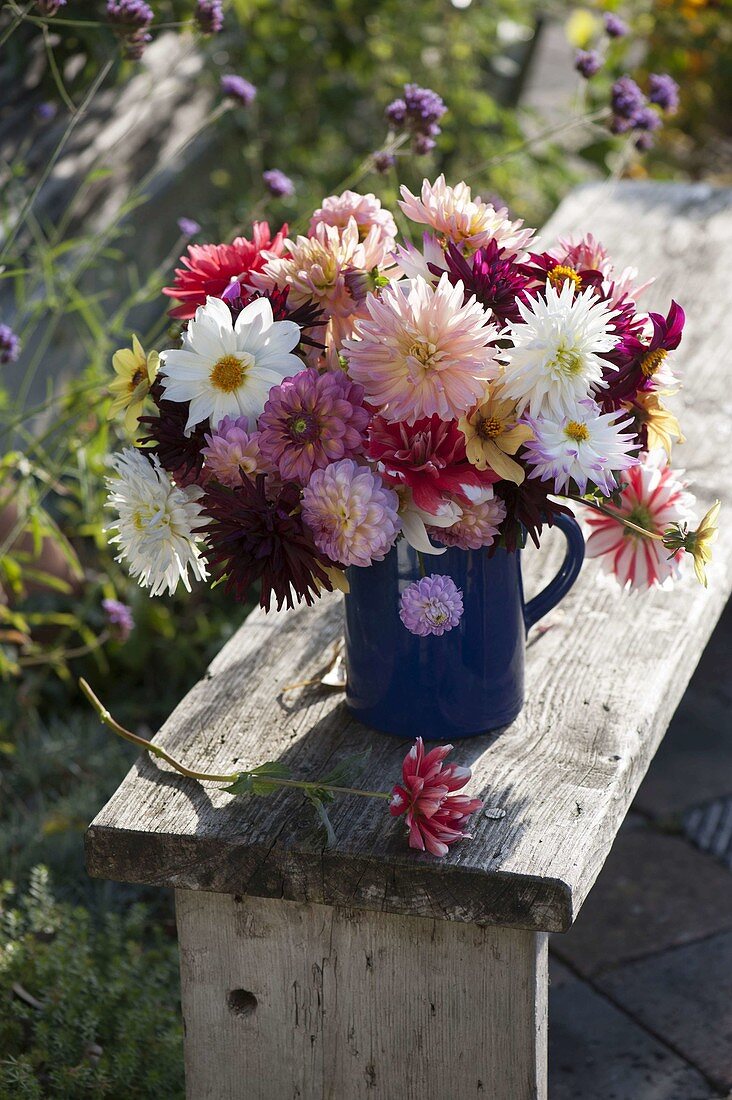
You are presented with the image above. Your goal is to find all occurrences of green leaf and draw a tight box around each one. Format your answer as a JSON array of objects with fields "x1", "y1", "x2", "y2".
[
  {"x1": 224, "y1": 760, "x2": 291, "y2": 797},
  {"x1": 306, "y1": 794, "x2": 337, "y2": 848}
]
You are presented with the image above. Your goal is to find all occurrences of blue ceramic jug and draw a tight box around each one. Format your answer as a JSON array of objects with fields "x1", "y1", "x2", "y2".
[{"x1": 344, "y1": 514, "x2": 585, "y2": 740}]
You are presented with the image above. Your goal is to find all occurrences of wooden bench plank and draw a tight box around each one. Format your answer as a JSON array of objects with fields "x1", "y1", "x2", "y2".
[{"x1": 86, "y1": 181, "x2": 732, "y2": 933}]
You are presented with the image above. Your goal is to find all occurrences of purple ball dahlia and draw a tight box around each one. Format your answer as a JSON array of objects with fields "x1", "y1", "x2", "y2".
[
  {"x1": 399, "y1": 575, "x2": 464, "y2": 637},
  {"x1": 301, "y1": 459, "x2": 400, "y2": 568}
]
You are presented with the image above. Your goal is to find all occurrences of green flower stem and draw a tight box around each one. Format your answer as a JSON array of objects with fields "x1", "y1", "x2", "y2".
[
  {"x1": 468, "y1": 106, "x2": 611, "y2": 175},
  {"x1": 79, "y1": 678, "x2": 391, "y2": 799},
  {"x1": 565, "y1": 494, "x2": 666, "y2": 542},
  {"x1": 416, "y1": 551, "x2": 427, "y2": 578}
]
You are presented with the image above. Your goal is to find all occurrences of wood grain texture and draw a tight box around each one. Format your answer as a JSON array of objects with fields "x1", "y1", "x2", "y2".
[
  {"x1": 176, "y1": 890, "x2": 548, "y2": 1100},
  {"x1": 86, "y1": 181, "x2": 732, "y2": 933}
]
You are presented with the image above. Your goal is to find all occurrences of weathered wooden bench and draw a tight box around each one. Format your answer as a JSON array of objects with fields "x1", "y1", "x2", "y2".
[{"x1": 86, "y1": 181, "x2": 732, "y2": 1099}]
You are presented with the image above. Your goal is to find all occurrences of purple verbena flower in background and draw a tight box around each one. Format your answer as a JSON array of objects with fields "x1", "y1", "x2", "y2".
[
  {"x1": 634, "y1": 131, "x2": 655, "y2": 152},
  {"x1": 102, "y1": 598, "x2": 135, "y2": 643},
  {"x1": 399, "y1": 575, "x2": 464, "y2": 637},
  {"x1": 0, "y1": 324, "x2": 21, "y2": 364},
  {"x1": 35, "y1": 102, "x2": 57, "y2": 122},
  {"x1": 373, "y1": 151, "x2": 395, "y2": 174},
  {"x1": 106, "y1": 0, "x2": 154, "y2": 60},
  {"x1": 263, "y1": 169, "x2": 295, "y2": 198},
  {"x1": 195, "y1": 0, "x2": 224, "y2": 34},
  {"x1": 385, "y1": 83, "x2": 446, "y2": 154},
  {"x1": 220, "y1": 74, "x2": 257, "y2": 106},
  {"x1": 177, "y1": 217, "x2": 201, "y2": 237},
  {"x1": 258, "y1": 368, "x2": 369, "y2": 485},
  {"x1": 610, "y1": 75, "x2": 646, "y2": 123},
  {"x1": 603, "y1": 12, "x2": 628, "y2": 38},
  {"x1": 634, "y1": 106, "x2": 662, "y2": 133},
  {"x1": 35, "y1": 0, "x2": 66, "y2": 15},
  {"x1": 649, "y1": 73, "x2": 680, "y2": 114},
  {"x1": 575, "y1": 50, "x2": 602, "y2": 79}
]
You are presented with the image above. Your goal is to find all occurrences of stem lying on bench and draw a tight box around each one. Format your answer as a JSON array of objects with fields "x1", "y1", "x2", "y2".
[{"x1": 78, "y1": 678, "x2": 391, "y2": 799}]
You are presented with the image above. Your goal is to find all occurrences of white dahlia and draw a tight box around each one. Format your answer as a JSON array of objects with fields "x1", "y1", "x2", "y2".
[
  {"x1": 159, "y1": 295, "x2": 303, "y2": 432},
  {"x1": 105, "y1": 448, "x2": 208, "y2": 597},
  {"x1": 501, "y1": 280, "x2": 619, "y2": 420}
]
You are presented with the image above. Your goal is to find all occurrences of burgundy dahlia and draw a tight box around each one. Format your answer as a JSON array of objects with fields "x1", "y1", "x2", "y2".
[
  {"x1": 521, "y1": 250, "x2": 604, "y2": 298},
  {"x1": 601, "y1": 300, "x2": 685, "y2": 406},
  {"x1": 258, "y1": 368, "x2": 370, "y2": 485},
  {"x1": 367, "y1": 415, "x2": 498, "y2": 514},
  {"x1": 137, "y1": 379, "x2": 209, "y2": 486},
  {"x1": 493, "y1": 476, "x2": 575, "y2": 553},
  {"x1": 437, "y1": 240, "x2": 531, "y2": 328},
  {"x1": 201, "y1": 475, "x2": 333, "y2": 612}
]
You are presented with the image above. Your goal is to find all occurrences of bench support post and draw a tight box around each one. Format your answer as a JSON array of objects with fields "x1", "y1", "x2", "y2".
[{"x1": 176, "y1": 890, "x2": 548, "y2": 1100}]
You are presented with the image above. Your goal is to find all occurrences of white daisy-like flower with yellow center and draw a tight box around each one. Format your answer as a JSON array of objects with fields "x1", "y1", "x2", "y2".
[
  {"x1": 502, "y1": 280, "x2": 619, "y2": 421},
  {"x1": 159, "y1": 295, "x2": 303, "y2": 432},
  {"x1": 105, "y1": 447, "x2": 208, "y2": 597}
]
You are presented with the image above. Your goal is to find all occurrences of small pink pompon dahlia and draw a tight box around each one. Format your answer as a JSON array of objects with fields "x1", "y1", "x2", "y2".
[
  {"x1": 398, "y1": 175, "x2": 534, "y2": 255},
  {"x1": 201, "y1": 416, "x2": 263, "y2": 487},
  {"x1": 301, "y1": 459, "x2": 400, "y2": 567},
  {"x1": 399, "y1": 574, "x2": 464, "y2": 637},
  {"x1": 584, "y1": 450, "x2": 694, "y2": 590},
  {"x1": 258, "y1": 368, "x2": 369, "y2": 484},
  {"x1": 309, "y1": 190, "x2": 397, "y2": 257},
  {"x1": 344, "y1": 273, "x2": 501, "y2": 425},
  {"x1": 427, "y1": 495, "x2": 507, "y2": 550},
  {"x1": 390, "y1": 737, "x2": 483, "y2": 858}
]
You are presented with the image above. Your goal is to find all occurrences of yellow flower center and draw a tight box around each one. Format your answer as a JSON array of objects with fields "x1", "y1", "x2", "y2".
[
  {"x1": 210, "y1": 354, "x2": 251, "y2": 393},
  {"x1": 639, "y1": 347, "x2": 667, "y2": 378},
  {"x1": 553, "y1": 344, "x2": 584, "y2": 376},
  {"x1": 565, "y1": 420, "x2": 590, "y2": 443},
  {"x1": 476, "y1": 414, "x2": 503, "y2": 440},
  {"x1": 548, "y1": 264, "x2": 582, "y2": 292},
  {"x1": 407, "y1": 340, "x2": 438, "y2": 369},
  {"x1": 128, "y1": 367, "x2": 147, "y2": 393}
]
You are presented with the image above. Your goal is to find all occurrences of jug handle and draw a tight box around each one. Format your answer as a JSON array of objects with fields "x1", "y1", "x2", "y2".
[{"x1": 524, "y1": 513, "x2": 585, "y2": 632}]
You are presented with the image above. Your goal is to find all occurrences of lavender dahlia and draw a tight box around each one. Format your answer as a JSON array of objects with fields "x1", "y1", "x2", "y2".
[
  {"x1": 0, "y1": 324, "x2": 21, "y2": 364},
  {"x1": 399, "y1": 575, "x2": 464, "y2": 637},
  {"x1": 220, "y1": 75, "x2": 257, "y2": 106},
  {"x1": 201, "y1": 416, "x2": 264, "y2": 488},
  {"x1": 258, "y1": 369, "x2": 369, "y2": 485},
  {"x1": 263, "y1": 169, "x2": 295, "y2": 198},
  {"x1": 301, "y1": 459, "x2": 400, "y2": 568}
]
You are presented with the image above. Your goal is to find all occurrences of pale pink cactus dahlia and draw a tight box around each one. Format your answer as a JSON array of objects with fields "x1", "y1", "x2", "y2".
[
  {"x1": 201, "y1": 416, "x2": 264, "y2": 487},
  {"x1": 427, "y1": 495, "x2": 507, "y2": 550},
  {"x1": 301, "y1": 459, "x2": 400, "y2": 567},
  {"x1": 398, "y1": 175, "x2": 534, "y2": 256},
  {"x1": 390, "y1": 737, "x2": 483, "y2": 857},
  {"x1": 258, "y1": 368, "x2": 369, "y2": 484},
  {"x1": 584, "y1": 450, "x2": 694, "y2": 590},
  {"x1": 309, "y1": 190, "x2": 397, "y2": 259},
  {"x1": 344, "y1": 273, "x2": 500, "y2": 425}
]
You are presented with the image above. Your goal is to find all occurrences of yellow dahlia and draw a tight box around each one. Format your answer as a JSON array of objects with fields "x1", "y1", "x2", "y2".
[
  {"x1": 459, "y1": 392, "x2": 533, "y2": 484},
  {"x1": 108, "y1": 335, "x2": 159, "y2": 434}
]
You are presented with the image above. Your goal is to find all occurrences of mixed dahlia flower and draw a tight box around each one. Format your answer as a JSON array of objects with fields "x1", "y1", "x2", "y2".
[
  {"x1": 137, "y1": 379, "x2": 209, "y2": 487},
  {"x1": 523, "y1": 399, "x2": 639, "y2": 496},
  {"x1": 344, "y1": 274, "x2": 500, "y2": 424},
  {"x1": 108, "y1": 334, "x2": 158, "y2": 434},
  {"x1": 201, "y1": 416, "x2": 264, "y2": 487},
  {"x1": 367, "y1": 414, "x2": 498, "y2": 515},
  {"x1": 309, "y1": 191, "x2": 397, "y2": 256},
  {"x1": 390, "y1": 738, "x2": 483, "y2": 857},
  {"x1": 301, "y1": 459, "x2": 400, "y2": 568},
  {"x1": 399, "y1": 574, "x2": 464, "y2": 637},
  {"x1": 159, "y1": 295, "x2": 303, "y2": 432},
  {"x1": 105, "y1": 449, "x2": 208, "y2": 597},
  {"x1": 459, "y1": 391, "x2": 533, "y2": 484},
  {"x1": 258, "y1": 368, "x2": 368, "y2": 484},
  {"x1": 163, "y1": 223, "x2": 286, "y2": 320},
  {"x1": 584, "y1": 450, "x2": 694, "y2": 590},
  {"x1": 427, "y1": 495, "x2": 507, "y2": 551},
  {"x1": 399, "y1": 175, "x2": 534, "y2": 256},
  {"x1": 502, "y1": 280, "x2": 620, "y2": 420}
]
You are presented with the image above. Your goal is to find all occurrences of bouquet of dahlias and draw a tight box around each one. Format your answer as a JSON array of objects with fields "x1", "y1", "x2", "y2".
[{"x1": 106, "y1": 176, "x2": 718, "y2": 635}]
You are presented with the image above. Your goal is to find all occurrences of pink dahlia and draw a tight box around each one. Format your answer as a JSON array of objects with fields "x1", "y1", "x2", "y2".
[
  {"x1": 344, "y1": 273, "x2": 500, "y2": 425},
  {"x1": 390, "y1": 737, "x2": 483, "y2": 857},
  {"x1": 398, "y1": 175, "x2": 534, "y2": 256},
  {"x1": 301, "y1": 458, "x2": 399, "y2": 567},
  {"x1": 162, "y1": 222, "x2": 287, "y2": 320},
  {"x1": 584, "y1": 450, "x2": 694, "y2": 590},
  {"x1": 201, "y1": 416, "x2": 264, "y2": 488},
  {"x1": 368, "y1": 415, "x2": 498, "y2": 515},
  {"x1": 309, "y1": 190, "x2": 397, "y2": 260},
  {"x1": 428, "y1": 495, "x2": 507, "y2": 550},
  {"x1": 399, "y1": 574, "x2": 464, "y2": 637},
  {"x1": 258, "y1": 368, "x2": 369, "y2": 484}
]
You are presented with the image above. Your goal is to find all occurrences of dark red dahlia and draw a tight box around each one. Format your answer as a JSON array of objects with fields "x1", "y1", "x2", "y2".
[
  {"x1": 599, "y1": 300, "x2": 685, "y2": 408},
  {"x1": 137, "y1": 379, "x2": 209, "y2": 486},
  {"x1": 222, "y1": 284, "x2": 326, "y2": 351},
  {"x1": 521, "y1": 250, "x2": 604, "y2": 297},
  {"x1": 162, "y1": 222, "x2": 287, "y2": 320},
  {"x1": 201, "y1": 475, "x2": 333, "y2": 612},
  {"x1": 493, "y1": 476, "x2": 575, "y2": 554},
  {"x1": 367, "y1": 415, "x2": 498, "y2": 514},
  {"x1": 435, "y1": 240, "x2": 531, "y2": 328}
]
